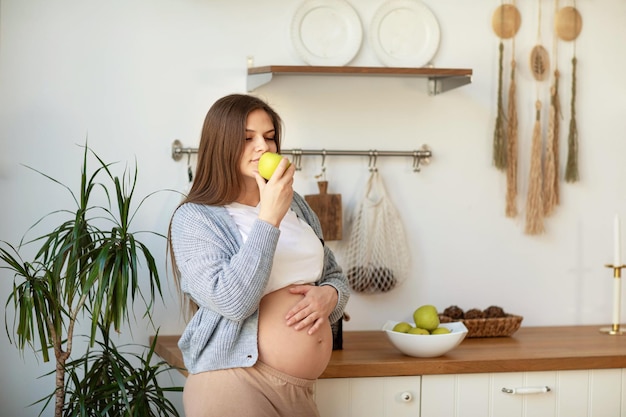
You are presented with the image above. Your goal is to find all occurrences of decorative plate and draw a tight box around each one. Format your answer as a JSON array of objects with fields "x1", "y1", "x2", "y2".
[
  {"x1": 369, "y1": 0, "x2": 441, "y2": 67},
  {"x1": 290, "y1": 0, "x2": 363, "y2": 66}
]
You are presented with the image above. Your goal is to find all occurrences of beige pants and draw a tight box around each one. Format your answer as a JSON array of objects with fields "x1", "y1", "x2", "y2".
[{"x1": 183, "y1": 361, "x2": 320, "y2": 417}]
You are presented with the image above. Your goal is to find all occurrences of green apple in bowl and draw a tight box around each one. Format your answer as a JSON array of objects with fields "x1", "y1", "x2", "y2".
[
  {"x1": 258, "y1": 152, "x2": 291, "y2": 180},
  {"x1": 407, "y1": 327, "x2": 430, "y2": 335},
  {"x1": 392, "y1": 322, "x2": 413, "y2": 333},
  {"x1": 431, "y1": 327, "x2": 451, "y2": 335},
  {"x1": 413, "y1": 304, "x2": 440, "y2": 332}
]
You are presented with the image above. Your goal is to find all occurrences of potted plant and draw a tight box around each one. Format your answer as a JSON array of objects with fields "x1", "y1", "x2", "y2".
[{"x1": 1, "y1": 144, "x2": 182, "y2": 417}]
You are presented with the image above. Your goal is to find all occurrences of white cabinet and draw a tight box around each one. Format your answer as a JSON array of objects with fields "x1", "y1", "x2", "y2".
[
  {"x1": 315, "y1": 376, "x2": 420, "y2": 417},
  {"x1": 421, "y1": 369, "x2": 625, "y2": 417},
  {"x1": 315, "y1": 370, "x2": 625, "y2": 417}
]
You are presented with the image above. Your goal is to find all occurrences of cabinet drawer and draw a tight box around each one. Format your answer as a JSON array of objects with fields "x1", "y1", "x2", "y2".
[
  {"x1": 315, "y1": 376, "x2": 420, "y2": 417},
  {"x1": 421, "y1": 369, "x2": 623, "y2": 417}
]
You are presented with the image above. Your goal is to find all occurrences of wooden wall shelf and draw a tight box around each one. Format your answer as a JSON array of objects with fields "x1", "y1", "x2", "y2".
[{"x1": 247, "y1": 65, "x2": 473, "y2": 95}]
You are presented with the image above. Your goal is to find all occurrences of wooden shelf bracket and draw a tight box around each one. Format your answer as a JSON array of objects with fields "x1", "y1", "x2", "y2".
[{"x1": 246, "y1": 65, "x2": 473, "y2": 95}]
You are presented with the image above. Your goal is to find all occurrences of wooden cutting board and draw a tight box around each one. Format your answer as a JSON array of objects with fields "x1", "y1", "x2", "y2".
[{"x1": 305, "y1": 181, "x2": 342, "y2": 241}]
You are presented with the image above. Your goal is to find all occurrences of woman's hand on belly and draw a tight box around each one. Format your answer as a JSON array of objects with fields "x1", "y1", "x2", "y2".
[
  {"x1": 258, "y1": 286, "x2": 334, "y2": 379},
  {"x1": 285, "y1": 285, "x2": 338, "y2": 335}
]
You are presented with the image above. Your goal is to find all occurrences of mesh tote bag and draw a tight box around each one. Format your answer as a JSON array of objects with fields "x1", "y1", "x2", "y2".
[{"x1": 344, "y1": 170, "x2": 410, "y2": 293}]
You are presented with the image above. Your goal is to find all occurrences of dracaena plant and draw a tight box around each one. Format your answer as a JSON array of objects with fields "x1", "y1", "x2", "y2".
[
  {"x1": 1, "y1": 144, "x2": 181, "y2": 417},
  {"x1": 56, "y1": 325, "x2": 181, "y2": 417}
]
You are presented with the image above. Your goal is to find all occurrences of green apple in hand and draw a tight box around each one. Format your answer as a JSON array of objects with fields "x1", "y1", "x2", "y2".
[{"x1": 258, "y1": 152, "x2": 290, "y2": 180}]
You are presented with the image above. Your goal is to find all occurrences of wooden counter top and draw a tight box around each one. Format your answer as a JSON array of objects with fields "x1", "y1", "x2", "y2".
[{"x1": 151, "y1": 325, "x2": 626, "y2": 379}]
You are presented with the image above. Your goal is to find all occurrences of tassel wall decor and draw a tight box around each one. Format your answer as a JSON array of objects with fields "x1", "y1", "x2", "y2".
[
  {"x1": 543, "y1": 0, "x2": 562, "y2": 215},
  {"x1": 504, "y1": 1, "x2": 521, "y2": 218},
  {"x1": 492, "y1": 1, "x2": 521, "y2": 214},
  {"x1": 552, "y1": 71, "x2": 562, "y2": 205},
  {"x1": 491, "y1": 3, "x2": 521, "y2": 171},
  {"x1": 543, "y1": 82, "x2": 559, "y2": 216},
  {"x1": 525, "y1": 101, "x2": 546, "y2": 235},
  {"x1": 543, "y1": 80, "x2": 558, "y2": 216},
  {"x1": 564, "y1": 56, "x2": 579, "y2": 182},
  {"x1": 493, "y1": 41, "x2": 506, "y2": 170},
  {"x1": 555, "y1": 3, "x2": 582, "y2": 182},
  {"x1": 505, "y1": 60, "x2": 519, "y2": 218},
  {"x1": 543, "y1": 68, "x2": 561, "y2": 215},
  {"x1": 493, "y1": 41, "x2": 507, "y2": 171},
  {"x1": 525, "y1": 1, "x2": 549, "y2": 235},
  {"x1": 490, "y1": 0, "x2": 582, "y2": 234}
]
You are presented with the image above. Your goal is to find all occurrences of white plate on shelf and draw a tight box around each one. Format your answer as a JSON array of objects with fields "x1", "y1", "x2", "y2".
[
  {"x1": 290, "y1": 0, "x2": 363, "y2": 66},
  {"x1": 369, "y1": 0, "x2": 440, "y2": 67}
]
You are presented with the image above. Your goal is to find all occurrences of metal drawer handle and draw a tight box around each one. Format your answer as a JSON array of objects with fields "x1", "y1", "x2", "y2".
[{"x1": 502, "y1": 386, "x2": 551, "y2": 395}]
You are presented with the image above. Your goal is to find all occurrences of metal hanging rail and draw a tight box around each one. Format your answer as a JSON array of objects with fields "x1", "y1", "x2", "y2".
[{"x1": 171, "y1": 139, "x2": 432, "y2": 172}]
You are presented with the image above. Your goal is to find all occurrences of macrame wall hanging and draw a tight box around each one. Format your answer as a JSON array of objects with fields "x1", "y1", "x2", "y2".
[
  {"x1": 525, "y1": 0, "x2": 550, "y2": 235},
  {"x1": 555, "y1": 1, "x2": 582, "y2": 182},
  {"x1": 491, "y1": 1, "x2": 583, "y2": 236},
  {"x1": 492, "y1": 1, "x2": 521, "y2": 218}
]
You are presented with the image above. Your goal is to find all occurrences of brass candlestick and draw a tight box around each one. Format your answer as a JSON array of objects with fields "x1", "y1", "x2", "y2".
[{"x1": 600, "y1": 264, "x2": 625, "y2": 335}]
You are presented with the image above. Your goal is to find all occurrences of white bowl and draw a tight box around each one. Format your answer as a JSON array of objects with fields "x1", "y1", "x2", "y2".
[{"x1": 382, "y1": 320, "x2": 468, "y2": 358}]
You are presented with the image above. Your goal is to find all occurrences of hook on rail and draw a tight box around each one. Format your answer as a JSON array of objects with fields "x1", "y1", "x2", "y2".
[{"x1": 368, "y1": 150, "x2": 378, "y2": 172}]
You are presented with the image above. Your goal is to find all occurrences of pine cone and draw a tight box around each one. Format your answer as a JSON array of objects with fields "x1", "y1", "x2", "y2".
[
  {"x1": 483, "y1": 305, "x2": 506, "y2": 318},
  {"x1": 464, "y1": 308, "x2": 485, "y2": 319},
  {"x1": 442, "y1": 305, "x2": 464, "y2": 320}
]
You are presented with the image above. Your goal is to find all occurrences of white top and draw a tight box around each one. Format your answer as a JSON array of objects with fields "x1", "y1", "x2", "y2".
[{"x1": 225, "y1": 202, "x2": 324, "y2": 295}]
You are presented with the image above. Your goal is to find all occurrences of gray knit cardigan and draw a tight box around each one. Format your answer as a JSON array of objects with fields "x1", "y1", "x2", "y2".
[{"x1": 170, "y1": 192, "x2": 350, "y2": 375}]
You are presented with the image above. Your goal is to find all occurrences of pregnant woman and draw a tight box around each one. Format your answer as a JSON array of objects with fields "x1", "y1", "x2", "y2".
[{"x1": 168, "y1": 93, "x2": 350, "y2": 417}]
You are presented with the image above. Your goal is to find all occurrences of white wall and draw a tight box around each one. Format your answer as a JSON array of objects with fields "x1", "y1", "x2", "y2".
[{"x1": 1, "y1": 0, "x2": 624, "y2": 415}]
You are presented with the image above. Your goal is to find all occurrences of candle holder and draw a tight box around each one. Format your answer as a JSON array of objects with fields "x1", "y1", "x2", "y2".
[{"x1": 600, "y1": 264, "x2": 625, "y2": 335}]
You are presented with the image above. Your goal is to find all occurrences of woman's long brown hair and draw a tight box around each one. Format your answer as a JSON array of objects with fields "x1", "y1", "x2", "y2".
[{"x1": 168, "y1": 94, "x2": 283, "y2": 320}]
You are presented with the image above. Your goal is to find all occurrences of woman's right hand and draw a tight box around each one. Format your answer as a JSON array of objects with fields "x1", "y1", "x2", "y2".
[{"x1": 255, "y1": 157, "x2": 295, "y2": 227}]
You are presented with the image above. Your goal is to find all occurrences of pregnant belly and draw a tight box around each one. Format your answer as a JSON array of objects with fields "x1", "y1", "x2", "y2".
[{"x1": 257, "y1": 285, "x2": 333, "y2": 380}]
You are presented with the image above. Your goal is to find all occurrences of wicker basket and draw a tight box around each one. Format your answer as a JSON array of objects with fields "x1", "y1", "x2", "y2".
[{"x1": 440, "y1": 314, "x2": 523, "y2": 338}]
